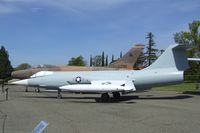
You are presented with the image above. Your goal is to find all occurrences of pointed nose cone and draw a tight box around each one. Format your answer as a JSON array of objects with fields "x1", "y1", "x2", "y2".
[{"x1": 12, "y1": 79, "x2": 28, "y2": 85}]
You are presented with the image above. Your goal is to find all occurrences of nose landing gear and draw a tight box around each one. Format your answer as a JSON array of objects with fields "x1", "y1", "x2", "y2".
[{"x1": 57, "y1": 89, "x2": 62, "y2": 99}]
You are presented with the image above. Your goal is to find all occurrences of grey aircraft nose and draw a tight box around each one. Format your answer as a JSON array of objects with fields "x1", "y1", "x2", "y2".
[{"x1": 12, "y1": 79, "x2": 28, "y2": 85}]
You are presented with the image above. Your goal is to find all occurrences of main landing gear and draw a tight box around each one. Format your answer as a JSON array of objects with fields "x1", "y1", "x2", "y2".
[
  {"x1": 101, "y1": 92, "x2": 121, "y2": 102},
  {"x1": 101, "y1": 93, "x2": 110, "y2": 102},
  {"x1": 57, "y1": 89, "x2": 62, "y2": 99},
  {"x1": 113, "y1": 92, "x2": 120, "y2": 99}
]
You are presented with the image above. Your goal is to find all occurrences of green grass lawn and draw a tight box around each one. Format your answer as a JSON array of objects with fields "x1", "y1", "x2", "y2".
[{"x1": 153, "y1": 83, "x2": 200, "y2": 92}]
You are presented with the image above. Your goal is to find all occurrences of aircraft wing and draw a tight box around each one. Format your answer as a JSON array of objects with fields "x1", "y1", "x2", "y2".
[{"x1": 59, "y1": 80, "x2": 136, "y2": 93}]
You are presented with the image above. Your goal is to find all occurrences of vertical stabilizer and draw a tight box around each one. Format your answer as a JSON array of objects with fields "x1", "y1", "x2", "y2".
[
  {"x1": 110, "y1": 44, "x2": 144, "y2": 69},
  {"x1": 146, "y1": 44, "x2": 189, "y2": 71}
]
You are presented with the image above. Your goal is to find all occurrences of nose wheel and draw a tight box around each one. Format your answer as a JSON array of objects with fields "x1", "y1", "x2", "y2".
[{"x1": 101, "y1": 93, "x2": 110, "y2": 102}]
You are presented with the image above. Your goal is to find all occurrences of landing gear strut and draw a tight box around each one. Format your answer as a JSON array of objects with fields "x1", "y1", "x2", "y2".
[
  {"x1": 113, "y1": 92, "x2": 120, "y2": 99},
  {"x1": 25, "y1": 86, "x2": 28, "y2": 92},
  {"x1": 101, "y1": 93, "x2": 110, "y2": 102},
  {"x1": 57, "y1": 89, "x2": 62, "y2": 99}
]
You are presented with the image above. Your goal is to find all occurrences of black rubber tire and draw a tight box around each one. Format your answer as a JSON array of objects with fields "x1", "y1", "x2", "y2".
[
  {"x1": 113, "y1": 92, "x2": 120, "y2": 99},
  {"x1": 101, "y1": 93, "x2": 110, "y2": 102}
]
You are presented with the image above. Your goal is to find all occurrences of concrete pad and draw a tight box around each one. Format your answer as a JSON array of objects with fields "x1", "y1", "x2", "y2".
[{"x1": 0, "y1": 85, "x2": 200, "y2": 133}]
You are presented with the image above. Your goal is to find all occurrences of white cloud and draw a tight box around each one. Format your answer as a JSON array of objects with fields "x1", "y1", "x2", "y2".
[
  {"x1": 2, "y1": 0, "x2": 200, "y2": 15},
  {"x1": 170, "y1": 0, "x2": 200, "y2": 12},
  {"x1": 30, "y1": 7, "x2": 42, "y2": 12},
  {"x1": 1, "y1": 0, "x2": 131, "y2": 14},
  {"x1": 0, "y1": 4, "x2": 18, "y2": 14}
]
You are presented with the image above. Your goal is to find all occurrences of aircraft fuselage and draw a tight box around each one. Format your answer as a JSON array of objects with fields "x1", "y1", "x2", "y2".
[{"x1": 26, "y1": 68, "x2": 183, "y2": 92}]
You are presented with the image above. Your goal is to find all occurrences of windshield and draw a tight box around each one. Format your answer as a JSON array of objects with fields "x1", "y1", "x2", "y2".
[{"x1": 30, "y1": 71, "x2": 54, "y2": 78}]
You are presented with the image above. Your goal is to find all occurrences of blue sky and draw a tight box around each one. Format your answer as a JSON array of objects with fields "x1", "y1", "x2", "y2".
[{"x1": 0, "y1": 0, "x2": 200, "y2": 67}]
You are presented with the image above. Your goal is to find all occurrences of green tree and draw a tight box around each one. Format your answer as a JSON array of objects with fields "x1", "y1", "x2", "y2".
[
  {"x1": 174, "y1": 32, "x2": 192, "y2": 46},
  {"x1": 0, "y1": 46, "x2": 13, "y2": 80},
  {"x1": 111, "y1": 54, "x2": 114, "y2": 63},
  {"x1": 174, "y1": 20, "x2": 200, "y2": 81},
  {"x1": 15, "y1": 63, "x2": 31, "y2": 71},
  {"x1": 68, "y1": 56, "x2": 86, "y2": 66},
  {"x1": 102, "y1": 51, "x2": 105, "y2": 67},
  {"x1": 105, "y1": 55, "x2": 108, "y2": 66},
  {"x1": 134, "y1": 51, "x2": 146, "y2": 69},
  {"x1": 145, "y1": 32, "x2": 158, "y2": 66},
  {"x1": 174, "y1": 20, "x2": 200, "y2": 57},
  {"x1": 90, "y1": 55, "x2": 93, "y2": 67},
  {"x1": 92, "y1": 55, "x2": 102, "y2": 67}
]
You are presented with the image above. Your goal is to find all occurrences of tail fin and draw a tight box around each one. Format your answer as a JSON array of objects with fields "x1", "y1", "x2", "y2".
[
  {"x1": 110, "y1": 44, "x2": 144, "y2": 69},
  {"x1": 146, "y1": 44, "x2": 189, "y2": 71}
]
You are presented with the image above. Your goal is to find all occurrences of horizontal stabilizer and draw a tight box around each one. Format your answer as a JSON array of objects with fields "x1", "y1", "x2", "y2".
[{"x1": 188, "y1": 58, "x2": 200, "y2": 62}]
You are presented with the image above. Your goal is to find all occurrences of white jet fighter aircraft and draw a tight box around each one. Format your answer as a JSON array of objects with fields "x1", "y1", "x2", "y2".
[{"x1": 12, "y1": 44, "x2": 199, "y2": 102}]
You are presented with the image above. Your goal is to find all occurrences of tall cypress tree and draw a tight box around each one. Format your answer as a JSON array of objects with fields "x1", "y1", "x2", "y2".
[
  {"x1": 102, "y1": 51, "x2": 105, "y2": 67},
  {"x1": 90, "y1": 55, "x2": 93, "y2": 67},
  {"x1": 0, "y1": 46, "x2": 13, "y2": 80},
  {"x1": 105, "y1": 55, "x2": 108, "y2": 66},
  {"x1": 111, "y1": 54, "x2": 114, "y2": 63}
]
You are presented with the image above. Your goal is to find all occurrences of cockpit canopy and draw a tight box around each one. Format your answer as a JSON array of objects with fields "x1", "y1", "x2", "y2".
[{"x1": 30, "y1": 71, "x2": 54, "y2": 78}]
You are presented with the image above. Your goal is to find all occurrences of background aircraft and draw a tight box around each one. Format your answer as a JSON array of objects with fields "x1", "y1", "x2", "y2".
[
  {"x1": 12, "y1": 44, "x2": 197, "y2": 102},
  {"x1": 11, "y1": 44, "x2": 144, "y2": 79}
]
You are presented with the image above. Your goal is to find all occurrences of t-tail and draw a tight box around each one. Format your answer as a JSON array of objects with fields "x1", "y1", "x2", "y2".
[
  {"x1": 135, "y1": 44, "x2": 189, "y2": 89},
  {"x1": 145, "y1": 44, "x2": 189, "y2": 71}
]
